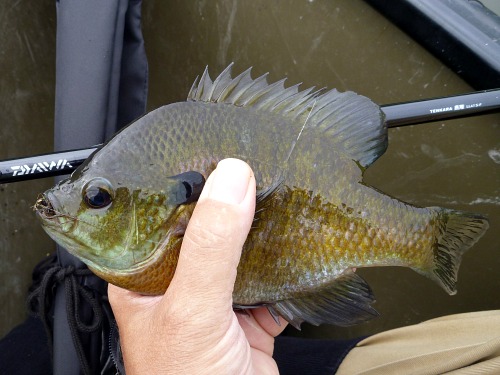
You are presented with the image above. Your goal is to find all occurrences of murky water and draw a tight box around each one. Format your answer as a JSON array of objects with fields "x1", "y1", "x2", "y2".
[
  {"x1": 0, "y1": 0, "x2": 498, "y2": 339},
  {"x1": 0, "y1": 1, "x2": 56, "y2": 337}
]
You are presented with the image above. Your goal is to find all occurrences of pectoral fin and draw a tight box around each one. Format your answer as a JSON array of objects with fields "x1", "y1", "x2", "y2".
[{"x1": 268, "y1": 271, "x2": 378, "y2": 329}]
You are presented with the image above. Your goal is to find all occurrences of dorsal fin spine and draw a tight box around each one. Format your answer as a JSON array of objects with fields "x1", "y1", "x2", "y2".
[
  {"x1": 236, "y1": 73, "x2": 270, "y2": 106},
  {"x1": 210, "y1": 63, "x2": 234, "y2": 102},
  {"x1": 187, "y1": 76, "x2": 200, "y2": 100},
  {"x1": 242, "y1": 78, "x2": 278, "y2": 107},
  {"x1": 267, "y1": 83, "x2": 302, "y2": 111},
  {"x1": 280, "y1": 87, "x2": 316, "y2": 116},
  {"x1": 223, "y1": 67, "x2": 254, "y2": 104},
  {"x1": 252, "y1": 79, "x2": 288, "y2": 110},
  {"x1": 197, "y1": 67, "x2": 212, "y2": 101}
]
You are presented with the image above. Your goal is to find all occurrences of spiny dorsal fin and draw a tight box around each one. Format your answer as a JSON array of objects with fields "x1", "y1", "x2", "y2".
[{"x1": 188, "y1": 63, "x2": 387, "y2": 168}]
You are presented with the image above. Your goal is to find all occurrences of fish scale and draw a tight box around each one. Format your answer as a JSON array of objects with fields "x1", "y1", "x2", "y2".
[{"x1": 36, "y1": 64, "x2": 489, "y2": 328}]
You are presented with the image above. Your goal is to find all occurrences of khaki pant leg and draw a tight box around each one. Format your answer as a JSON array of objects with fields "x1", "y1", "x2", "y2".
[{"x1": 337, "y1": 310, "x2": 500, "y2": 375}]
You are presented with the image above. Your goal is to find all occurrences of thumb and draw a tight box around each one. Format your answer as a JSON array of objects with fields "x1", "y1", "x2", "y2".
[{"x1": 165, "y1": 158, "x2": 256, "y2": 311}]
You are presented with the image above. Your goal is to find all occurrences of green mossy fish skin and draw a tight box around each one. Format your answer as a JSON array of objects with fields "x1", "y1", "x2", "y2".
[{"x1": 35, "y1": 65, "x2": 489, "y2": 328}]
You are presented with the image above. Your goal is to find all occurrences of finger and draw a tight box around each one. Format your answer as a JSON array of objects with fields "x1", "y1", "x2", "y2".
[
  {"x1": 107, "y1": 284, "x2": 163, "y2": 334},
  {"x1": 236, "y1": 308, "x2": 288, "y2": 356},
  {"x1": 165, "y1": 158, "x2": 256, "y2": 311},
  {"x1": 108, "y1": 283, "x2": 160, "y2": 313},
  {"x1": 251, "y1": 307, "x2": 289, "y2": 337},
  {"x1": 108, "y1": 282, "x2": 134, "y2": 310}
]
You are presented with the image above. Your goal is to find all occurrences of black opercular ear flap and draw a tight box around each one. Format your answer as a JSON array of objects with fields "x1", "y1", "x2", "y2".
[{"x1": 169, "y1": 171, "x2": 205, "y2": 204}]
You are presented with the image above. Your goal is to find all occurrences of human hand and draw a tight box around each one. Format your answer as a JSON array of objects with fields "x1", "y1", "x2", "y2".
[{"x1": 108, "y1": 158, "x2": 288, "y2": 374}]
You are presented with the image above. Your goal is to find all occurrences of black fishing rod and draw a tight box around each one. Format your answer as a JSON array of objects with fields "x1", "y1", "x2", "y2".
[
  {"x1": 382, "y1": 88, "x2": 500, "y2": 127},
  {"x1": 1, "y1": 88, "x2": 499, "y2": 184}
]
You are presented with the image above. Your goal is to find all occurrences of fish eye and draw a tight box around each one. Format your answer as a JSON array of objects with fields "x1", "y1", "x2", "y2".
[{"x1": 82, "y1": 178, "x2": 114, "y2": 209}]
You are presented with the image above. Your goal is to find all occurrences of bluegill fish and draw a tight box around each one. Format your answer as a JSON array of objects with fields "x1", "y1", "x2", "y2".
[{"x1": 35, "y1": 65, "x2": 489, "y2": 328}]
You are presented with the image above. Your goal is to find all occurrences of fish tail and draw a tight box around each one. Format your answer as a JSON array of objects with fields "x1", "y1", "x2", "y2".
[{"x1": 418, "y1": 208, "x2": 489, "y2": 295}]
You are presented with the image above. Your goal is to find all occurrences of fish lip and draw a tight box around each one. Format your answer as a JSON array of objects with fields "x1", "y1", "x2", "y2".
[
  {"x1": 35, "y1": 192, "x2": 58, "y2": 221},
  {"x1": 35, "y1": 191, "x2": 76, "y2": 231}
]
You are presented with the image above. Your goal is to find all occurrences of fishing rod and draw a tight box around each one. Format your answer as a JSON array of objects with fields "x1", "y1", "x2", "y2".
[{"x1": 1, "y1": 88, "x2": 499, "y2": 184}]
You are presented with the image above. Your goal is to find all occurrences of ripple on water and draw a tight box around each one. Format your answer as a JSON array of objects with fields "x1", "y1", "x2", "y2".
[{"x1": 487, "y1": 149, "x2": 500, "y2": 164}]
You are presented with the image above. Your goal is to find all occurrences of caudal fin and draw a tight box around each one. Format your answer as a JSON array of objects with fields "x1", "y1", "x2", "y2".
[{"x1": 426, "y1": 209, "x2": 489, "y2": 295}]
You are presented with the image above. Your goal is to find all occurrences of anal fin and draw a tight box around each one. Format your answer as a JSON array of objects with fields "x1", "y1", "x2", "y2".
[{"x1": 270, "y1": 271, "x2": 378, "y2": 329}]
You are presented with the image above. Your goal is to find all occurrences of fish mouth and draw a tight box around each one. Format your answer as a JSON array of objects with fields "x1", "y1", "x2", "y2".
[
  {"x1": 34, "y1": 193, "x2": 58, "y2": 220},
  {"x1": 34, "y1": 192, "x2": 77, "y2": 233}
]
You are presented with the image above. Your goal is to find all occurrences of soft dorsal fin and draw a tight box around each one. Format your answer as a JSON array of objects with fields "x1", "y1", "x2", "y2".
[{"x1": 188, "y1": 64, "x2": 387, "y2": 168}]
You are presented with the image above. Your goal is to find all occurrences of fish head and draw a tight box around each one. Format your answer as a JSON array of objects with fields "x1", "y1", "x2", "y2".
[{"x1": 35, "y1": 161, "x2": 205, "y2": 278}]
